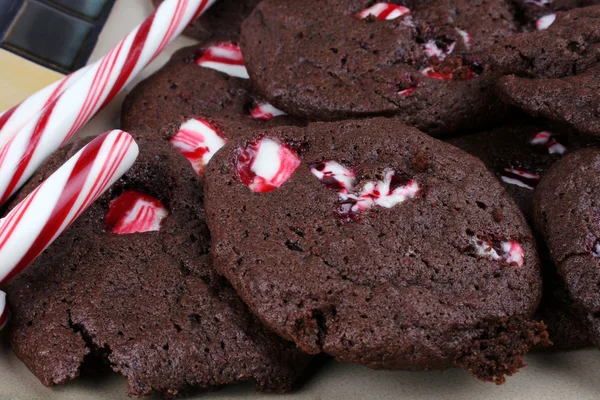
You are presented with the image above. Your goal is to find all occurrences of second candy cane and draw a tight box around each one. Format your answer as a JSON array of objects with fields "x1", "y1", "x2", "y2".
[
  {"x1": 0, "y1": 130, "x2": 138, "y2": 285},
  {"x1": 0, "y1": 0, "x2": 217, "y2": 206}
]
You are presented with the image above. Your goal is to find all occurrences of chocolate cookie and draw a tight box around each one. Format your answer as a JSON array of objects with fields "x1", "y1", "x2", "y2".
[
  {"x1": 448, "y1": 120, "x2": 595, "y2": 220},
  {"x1": 152, "y1": 0, "x2": 261, "y2": 41},
  {"x1": 496, "y1": 66, "x2": 600, "y2": 136},
  {"x1": 534, "y1": 147, "x2": 600, "y2": 349},
  {"x1": 3, "y1": 136, "x2": 310, "y2": 397},
  {"x1": 204, "y1": 118, "x2": 548, "y2": 383},
  {"x1": 484, "y1": 6, "x2": 600, "y2": 78},
  {"x1": 240, "y1": 0, "x2": 517, "y2": 135},
  {"x1": 449, "y1": 122, "x2": 596, "y2": 350}
]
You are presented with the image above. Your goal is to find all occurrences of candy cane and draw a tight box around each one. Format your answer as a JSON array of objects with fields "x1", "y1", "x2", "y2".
[
  {"x1": 0, "y1": 0, "x2": 217, "y2": 206},
  {"x1": 0, "y1": 291, "x2": 7, "y2": 331},
  {"x1": 0, "y1": 66, "x2": 92, "y2": 147},
  {"x1": 0, "y1": 130, "x2": 138, "y2": 285}
]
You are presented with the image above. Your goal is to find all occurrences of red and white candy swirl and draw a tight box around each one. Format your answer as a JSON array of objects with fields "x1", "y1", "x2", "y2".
[
  {"x1": 0, "y1": 0, "x2": 217, "y2": 207},
  {"x1": 0, "y1": 130, "x2": 138, "y2": 285},
  {"x1": 0, "y1": 66, "x2": 91, "y2": 146},
  {"x1": 358, "y1": 3, "x2": 410, "y2": 20}
]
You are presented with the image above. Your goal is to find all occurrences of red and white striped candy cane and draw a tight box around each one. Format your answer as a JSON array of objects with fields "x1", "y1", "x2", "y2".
[
  {"x1": 0, "y1": 291, "x2": 7, "y2": 331},
  {"x1": 0, "y1": 130, "x2": 138, "y2": 285},
  {"x1": 0, "y1": 66, "x2": 92, "y2": 146},
  {"x1": 0, "y1": 0, "x2": 217, "y2": 206}
]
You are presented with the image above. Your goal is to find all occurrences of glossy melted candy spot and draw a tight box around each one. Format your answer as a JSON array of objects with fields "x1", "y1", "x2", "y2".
[
  {"x1": 250, "y1": 102, "x2": 287, "y2": 121},
  {"x1": 195, "y1": 42, "x2": 249, "y2": 79},
  {"x1": 170, "y1": 118, "x2": 227, "y2": 175},
  {"x1": 357, "y1": 3, "x2": 410, "y2": 20},
  {"x1": 236, "y1": 138, "x2": 301, "y2": 193},
  {"x1": 500, "y1": 168, "x2": 541, "y2": 190},
  {"x1": 470, "y1": 236, "x2": 524, "y2": 267},
  {"x1": 105, "y1": 191, "x2": 168, "y2": 234}
]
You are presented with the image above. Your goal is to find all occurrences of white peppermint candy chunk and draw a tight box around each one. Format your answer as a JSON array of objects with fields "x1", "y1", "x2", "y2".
[
  {"x1": 592, "y1": 242, "x2": 600, "y2": 258},
  {"x1": 237, "y1": 137, "x2": 301, "y2": 193},
  {"x1": 250, "y1": 102, "x2": 287, "y2": 121},
  {"x1": 530, "y1": 131, "x2": 552, "y2": 145},
  {"x1": 500, "y1": 168, "x2": 541, "y2": 190},
  {"x1": 525, "y1": 0, "x2": 554, "y2": 6},
  {"x1": 530, "y1": 131, "x2": 567, "y2": 154},
  {"x1": 195, "y1": 43, "x2": 249, "y2": 79},
  {"x1": 470, "y1": 236, "x2": 525, "y2": 267},
  {"x1": 423, "y1": 40, "x2": 456, "y2": 60},
  {"x1": 456, "y1": 28, "x2": 472, "y2": 48},
  {"x1": 357, "y1": 170, "x2": 420, "y2": 210},
  {"x1": 536, "y1": 13, "x2": 556, "y2": 30},
  {"x1": 170, "y1": 118, "x2": 227, "y2": 175},
  {"x1": 358, "y1": 3, "x2": 410, "y2": 20},
  {"x1": 547, "y1": 139, "x2": 567, "y2": 155},
  {"x1": 105, "y1": 191, "x2": 169, "y2": 234},
  {"x1": 311, "y1": 161, "x2": 356, "y2": 192}
]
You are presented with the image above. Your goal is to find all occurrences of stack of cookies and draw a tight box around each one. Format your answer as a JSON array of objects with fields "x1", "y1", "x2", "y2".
[{"x1": 4, "y1": 0, "x2": 600, "y2": 397}]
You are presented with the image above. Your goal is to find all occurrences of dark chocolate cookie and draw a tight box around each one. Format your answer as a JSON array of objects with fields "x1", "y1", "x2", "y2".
[
  {"x1": 497, "y1": 65, "x2": 600, "y2": 136},
  {"x1": 534, "y1": 147, "x2": 600, "y2": 349},
  {"x1": 240, "y1": 0, "x2": 517, "y2": 135},
  {"x1": 448, "y1": 120, "x2": 595, "y2": 220},
  {"x1": 449, "y1": 122, "x2": 596, "y2": 350},
  {"x1": 3, "y1": 136, "x2": 310, "y2": 397},
  {"x1": 152, "y1": 0, "x2": 261, "y2": 41},
  {"x1": 484, "y1": 6, "x2": 600, "y2": 78},
  {"x1": 204, "y1": 117, "x2": 548, "y2": 383}
]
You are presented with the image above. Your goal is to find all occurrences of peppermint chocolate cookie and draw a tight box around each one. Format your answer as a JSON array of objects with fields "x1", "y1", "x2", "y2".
[
  {"x1": 204, "y1": 118, "x2": 548, "y2": 383},
  {"x1": 4, "y1": 136, "x2": 310, "y2": 397},
  {"x1": 534, "y1": 147, "x2": 600, "y2": 349},
  {"x1": 240, "y1": 0, "x2": 517, "y2": 135},
  {"x1": 449, "y1": 121, "x2": 596, "y2": 350}
]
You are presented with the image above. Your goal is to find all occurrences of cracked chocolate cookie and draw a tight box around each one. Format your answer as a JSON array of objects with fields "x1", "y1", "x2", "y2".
[
  {"x1": 496, "y1": 65, "x2": 600, "y2": 137},
  {"x1": 152, "y1": 0, "x2": 261, "y2": 41},
  {"x1": 204, "y1": 117, "x2": 548, "y2": 383},
  {"x1": 534, "y1": 147, "x2": 600, "y2": 349},
  {"x1": 4, "y1": 136, "x2": 310, "y2": 397},
  {"x1": 240, "y1": 0, "x2": 518, "y2": 135}
]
